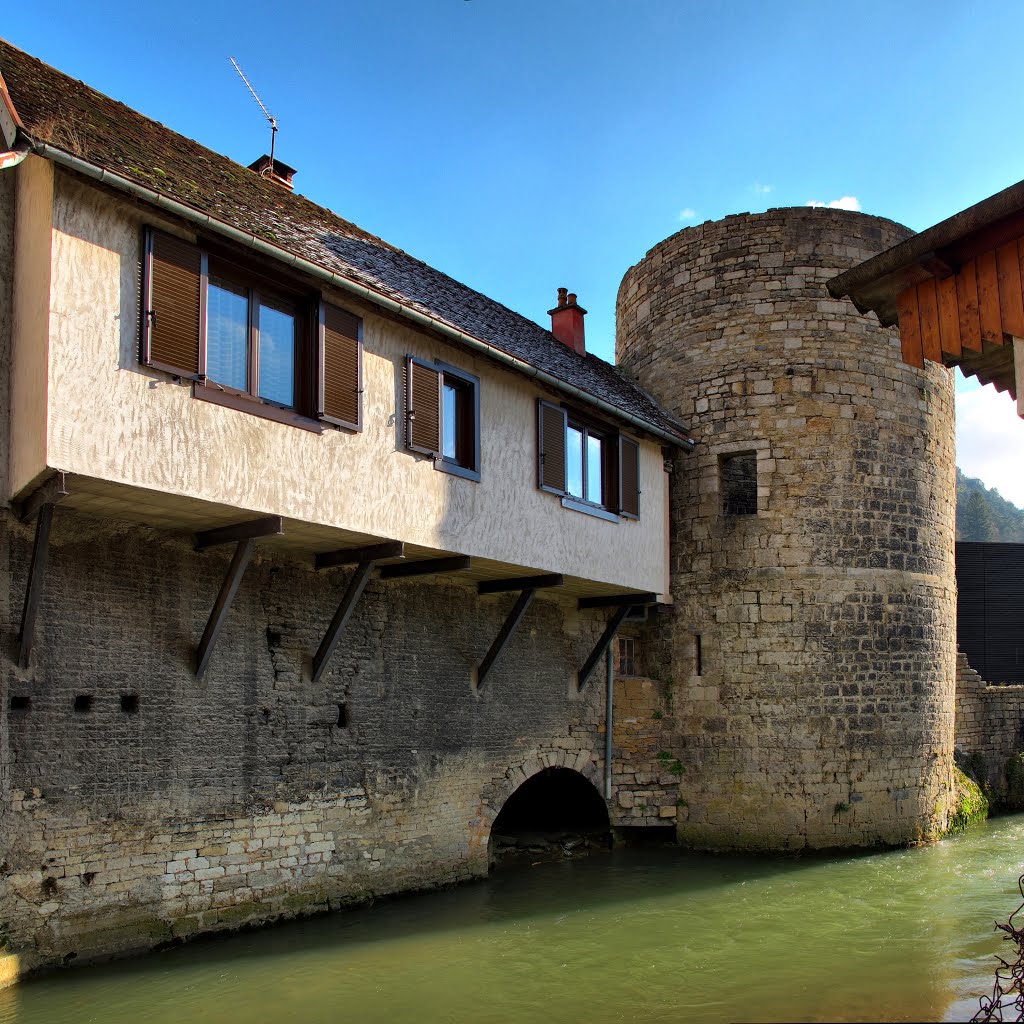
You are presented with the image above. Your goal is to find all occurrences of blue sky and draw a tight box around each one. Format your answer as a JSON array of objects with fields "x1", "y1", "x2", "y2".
[{"x1": 4, "y1": 0, "x2": 1022, "y2": 504}]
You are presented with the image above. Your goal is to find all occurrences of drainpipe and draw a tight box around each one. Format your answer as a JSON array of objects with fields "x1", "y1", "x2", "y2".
[{"x1": 605, "y1": 647, "x2": 614, "y2": 801}]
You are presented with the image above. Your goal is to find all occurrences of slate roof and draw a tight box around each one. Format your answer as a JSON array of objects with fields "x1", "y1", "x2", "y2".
[{"x1": 0, "y1": 38, "x2": 689, "y2": 445}]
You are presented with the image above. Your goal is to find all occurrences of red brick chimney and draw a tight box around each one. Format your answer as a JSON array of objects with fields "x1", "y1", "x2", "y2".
[{"x1": 548, "y1": 287, "x2": 587, "y2": 355}]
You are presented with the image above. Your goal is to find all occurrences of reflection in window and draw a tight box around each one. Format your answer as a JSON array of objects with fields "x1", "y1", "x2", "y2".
[
  {"x1": 207, "y1": 280, "x2": 248, "y2": 392},
  {"x1": 257, "y1": 302, "x2": 295, "y2": 407},
  {"x1": 586, "y1": 434, "x2": 604, "y2": 505},
  {"x1": 566, "y1": 425, "x2": 584, "y2": 498}
]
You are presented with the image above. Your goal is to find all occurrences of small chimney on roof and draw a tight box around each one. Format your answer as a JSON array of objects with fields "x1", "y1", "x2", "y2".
[
  {"x1": 548, "y1": 287, "x2": 587, "y2": 355},
  {"x1": 247, "y1": 154, "x2": 297, "y2": 191}
]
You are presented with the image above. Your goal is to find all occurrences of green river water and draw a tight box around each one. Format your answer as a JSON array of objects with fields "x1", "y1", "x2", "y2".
[{"x1": 3, "y1": 814, "x2": 1024, "y2": 1024}]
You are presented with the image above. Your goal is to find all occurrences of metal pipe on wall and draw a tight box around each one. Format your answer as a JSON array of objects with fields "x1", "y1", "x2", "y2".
[{"x1": 605, "y1": 646, "x2": 614, "y2": 800}]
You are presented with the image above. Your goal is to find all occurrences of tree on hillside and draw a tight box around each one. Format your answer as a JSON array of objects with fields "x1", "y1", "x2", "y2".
[{"x1": 960, "y1": 489, "x2": 999, "y2": 542}]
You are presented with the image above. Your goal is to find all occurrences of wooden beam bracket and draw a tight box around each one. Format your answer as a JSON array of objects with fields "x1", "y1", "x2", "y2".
[
  {"x1": 316, "y1": 540, "x2": 404, "y2": 570},
  {"x1": 311, "y1": 559, "x2": 377, "y2": 684},
  {"x1": 16, "y1": 502, "x2": 56, "y2": 668},
  {"x1": 15, "y1": 471, "x2": 67, "y2": 524},
  {"x1": 378, "y1": 555, "x2": 471, "y2": 579},
  {"x1": 194, "y1": 538, "x2": 256, "y2": 679},
  {"x1": 194, "y1": 516, "x2": 283, "y2": 551},
  {"x1": 577, "y1": 605, "x2": 632, "y2": 691},
  {"x1": 476, "y1": 588, "x2": 535, "y2": 688},
  {"x1": 478, "y1": 573, "x2": 563, "y2": 595},
  {"x1": 578, "y1": 592, "x2": 658, "y2": 610}
]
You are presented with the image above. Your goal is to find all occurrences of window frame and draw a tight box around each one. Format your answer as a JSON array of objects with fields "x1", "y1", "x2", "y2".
[
  {"x1": 720, "y1": 450, "x2": 759, "y2": 516},
  {"x1": 141, "y1": 228, "x2": 363, "y2": 435},
  {"x1": 405, "y1": 356, "x2": 481, "y2": 482},
  {"x1": 201, "y1": 256, "x2": 306, "y2": 413},
  {"x1": 536, "y1": 399, "x2": 639, "y2": 523}
]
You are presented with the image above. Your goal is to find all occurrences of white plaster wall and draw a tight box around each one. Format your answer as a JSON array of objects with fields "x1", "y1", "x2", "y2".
[
  {"x1": 9, "y1": 155, "x2": 51, "y2": 495},
  {"x1": 43, "y1": 173, "x2": 669, "y2": 594}
]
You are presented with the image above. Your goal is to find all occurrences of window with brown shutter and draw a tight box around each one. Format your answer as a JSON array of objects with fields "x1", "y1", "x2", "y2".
[
  {"x1": 319, "y1": 301, "x2": 362, "y2": 430},
  {"x1": 405, "y1": 356, "x2": 480, "y2": 480},
  {"x1": 406, "y1": 356, "x2": 441, "y2": 456},
  {"x1": 537, "y1": 399, "x2": 642, "y2": 522},
  {"x1": 139, "y1": 227, "x2": 362, "y2": 434},
  {"x1": 141, "y1": 229, "x2": 203, "y2": 378},
  {"x1": 619, "y1": 435, "x2": 640, "y2": 519},
  {"x1": 537, "y1": 400, "x2": 567, "y2": 494}
]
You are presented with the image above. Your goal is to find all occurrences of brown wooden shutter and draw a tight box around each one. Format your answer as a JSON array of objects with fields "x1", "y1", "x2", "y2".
[
  {"x1": 318, "y1": 301, "x2": 362, "y2": 430},
  {"x1": 619, "y1": 435, "x2": 640, "y2": 519},
  {"x1": 141, "y1": 228, "x2": 202, "y2": 378},
  {"x1": 537, "y1": 399, "x2": 567, "y2": 493},
  {"x1": 406, "y1": 356, "x2": 441, "y2": 456}
]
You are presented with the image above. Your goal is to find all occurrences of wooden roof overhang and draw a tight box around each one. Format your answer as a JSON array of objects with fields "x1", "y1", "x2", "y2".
[{"x1": 829, "y1": 180, "x2": 1024, "y2": 416}]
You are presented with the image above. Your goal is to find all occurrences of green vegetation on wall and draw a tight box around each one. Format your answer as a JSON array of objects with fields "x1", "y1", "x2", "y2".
[{"x1": 947, "y1": 765, "x2": 989, "y2": 834}]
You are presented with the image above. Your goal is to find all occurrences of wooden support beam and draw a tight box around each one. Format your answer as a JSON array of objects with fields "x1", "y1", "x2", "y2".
[
  {"x1": 578, "y1": 592, "x2": 658, "y2": 610},
  {"x1": 378, "y1": 555, "x2": 471, "y2": 579},
  {"x1": 311, "y1": 559, "x2": 376, "y2": 684},
  {"x1": 15, "y1": 472, "x2": 67, "y2": 523},
  {"x1": 477, "y1": 588, "x2": 535, "y2": 688},
  {"x1": 194, "y1": 538, "x2": 255, "y2": 680},
  {"x1": 17, "y1": 502, "x2": 54, "y2": 668},
  {"x1": 478, "y1": 573, "x2": 563, "y2": 595},
  {"x1": 315, "y1": 540, "x2": 404, "y2": 570},
  {"x1": 194, "y1": 516, "x2": 283, "y2": 551},
  {"x1": 578, "y1": 605, "x2": 631, "y2": 691}
]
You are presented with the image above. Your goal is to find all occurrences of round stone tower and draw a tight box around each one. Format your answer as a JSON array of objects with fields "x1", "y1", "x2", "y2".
[{"x1": 617, "y1": 208, "x2": 956, "y2": 850}]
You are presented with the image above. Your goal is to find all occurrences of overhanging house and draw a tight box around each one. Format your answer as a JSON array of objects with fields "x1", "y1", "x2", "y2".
[{"x1": 0, "y1": 38, "x2": 692, "y2": 973}]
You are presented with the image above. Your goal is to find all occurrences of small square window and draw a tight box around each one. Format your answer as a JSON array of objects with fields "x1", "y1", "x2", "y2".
[{"x1": 721, "y1": 452, "x2": 757, "y2": 515}]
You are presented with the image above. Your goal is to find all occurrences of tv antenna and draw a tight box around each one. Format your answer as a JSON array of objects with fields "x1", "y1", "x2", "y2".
[{"x1": 229, "y1": 57, "x2": 278, "y2": 171}]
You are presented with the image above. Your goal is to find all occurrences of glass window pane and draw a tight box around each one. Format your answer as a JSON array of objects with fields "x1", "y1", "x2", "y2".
[
  {"x1": 566, "y1": 425, "x2": 583, "y2": 498},
  {"x1": 442, "y1": 382, "x2": 457, "y2": 460},
  {"x1": 257, "y1": 303, "x2": 295, "y2": 407},
  {"x1": 586, "y1": 433, "x2": 604, "y2": 505},
  {"x1": 206, "y1": 280, "x2": 248, "y2": 392}
]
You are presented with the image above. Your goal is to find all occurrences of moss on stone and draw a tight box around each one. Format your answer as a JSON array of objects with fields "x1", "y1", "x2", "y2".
[
  {"x1": 1005, "y1": 753, "x2": 1024, "y2": 812},
  {"x1": 947, "y1": 766, "x2": 989, "y2": 835}
]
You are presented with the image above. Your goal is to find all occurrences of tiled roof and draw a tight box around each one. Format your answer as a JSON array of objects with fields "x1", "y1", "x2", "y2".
[{"x1": 0, "y1": 38, "x2": 689, "y2": 445}]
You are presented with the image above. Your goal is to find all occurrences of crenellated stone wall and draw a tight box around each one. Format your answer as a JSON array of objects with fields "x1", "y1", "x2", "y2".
[{"x1": 617, "y1": 208, "x2": 958, "y2": 850}]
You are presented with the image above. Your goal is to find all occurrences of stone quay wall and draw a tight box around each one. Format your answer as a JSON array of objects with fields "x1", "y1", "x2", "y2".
[
  {"x1": 955, "y1": 652, "x2": 1024, "y2": 801},
  {"x1": 616, "y1": 207, "x2": 958, "y2": 850},
  {"x1": 0, "y1": 509, "x2": 664, "y2": 972}
]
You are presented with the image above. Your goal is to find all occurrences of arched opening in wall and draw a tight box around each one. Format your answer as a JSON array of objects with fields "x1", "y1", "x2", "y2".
[{"x1": 489, "y1": 767, "x2": 611, "y2": 869}]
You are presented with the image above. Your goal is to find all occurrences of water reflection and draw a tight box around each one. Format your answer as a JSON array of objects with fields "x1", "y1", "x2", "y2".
[{"x1": 2, "y1": 816, "x2": 1024, "y2": 1024}]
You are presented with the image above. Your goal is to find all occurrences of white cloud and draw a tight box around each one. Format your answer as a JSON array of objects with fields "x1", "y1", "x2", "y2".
[
  {"x1": 753, "y1": 182, "x2": 773, "y2": 195},
  {"x1": 955, "y1": 378, "x2": 1024, "y2": 509},
  {"x1": 678, "y1": 207, "x2": 697, "y2": 221},
  {"x1": 806, "y1": 196, "x2": 861, "y2": 211}
]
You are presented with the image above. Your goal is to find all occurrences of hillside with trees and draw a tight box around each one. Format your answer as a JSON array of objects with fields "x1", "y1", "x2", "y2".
[{"x1": 956, "y1": 469, "x2": 1024, "y2": 542}]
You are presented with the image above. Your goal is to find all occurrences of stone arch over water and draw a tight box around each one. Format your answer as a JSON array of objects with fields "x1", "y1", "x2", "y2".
[{"x1": 483, "y1": 752, "x2": 610, "y2": 866}]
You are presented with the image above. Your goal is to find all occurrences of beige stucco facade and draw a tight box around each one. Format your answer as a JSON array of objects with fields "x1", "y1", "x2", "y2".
[{"x1": 11, "y1": 162, "x2": 670, "y2": 597}]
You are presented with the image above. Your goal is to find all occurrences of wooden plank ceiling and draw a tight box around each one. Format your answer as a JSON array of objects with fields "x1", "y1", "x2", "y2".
[{"x1": 896, "y1": 239, "x2": 1022, "y2": 401}]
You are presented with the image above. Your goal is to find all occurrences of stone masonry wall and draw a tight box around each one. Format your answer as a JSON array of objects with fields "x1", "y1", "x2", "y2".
[
  {"x1": 955, "y1": 652, "x2": 1024, "y2": 800},
  {"x1": 0, "y1": 509, "x2": 644, "y2": 971},
  {"x1": 616, "y1": 208, "x2": 958, "y2": 850}
]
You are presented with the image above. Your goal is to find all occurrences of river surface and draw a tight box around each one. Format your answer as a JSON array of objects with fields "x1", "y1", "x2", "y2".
[{"x1": 3, "y1": 815, "x2": 1024, "y2": 1024}]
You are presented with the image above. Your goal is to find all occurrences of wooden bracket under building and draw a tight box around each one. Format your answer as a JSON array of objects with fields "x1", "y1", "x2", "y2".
[
  {"x1": 476, "y1": 574, "x2": 563, "y2": 688},
  {"x1": 193, "y1": 516, "x2": 283, "y2": 680},
  {"x1": 576, "y1": 592, "x2": 658, "y2": 690},
  {"x1": 14, "y1": 472, "x2": 68, "y2": 669},
  {"x1": 310, "y1": 540, "x2": 406, "y2": 684}
]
